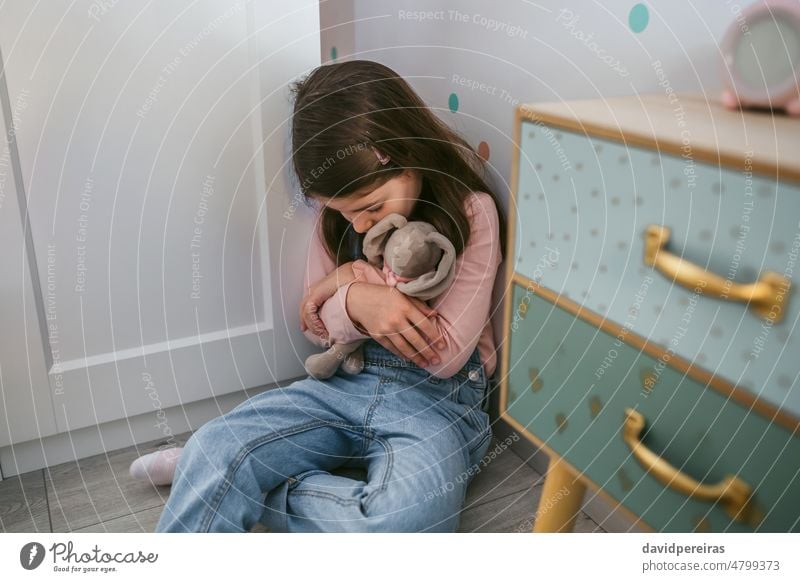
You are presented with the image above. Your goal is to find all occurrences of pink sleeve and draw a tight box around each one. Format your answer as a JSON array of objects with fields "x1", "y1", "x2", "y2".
[
  {"x1": 422, "y1": 192, "x2": 503, "y2": 378},
  {"x1": 302, "y1": 225, "x2": 370, "y2": 347}
]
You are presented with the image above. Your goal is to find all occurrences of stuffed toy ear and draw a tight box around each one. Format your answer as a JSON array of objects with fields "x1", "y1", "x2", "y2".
[
  {"x1": 397, "y1": 232, "x2": 457, "y2": 301},
  {"x1": 362, "y1": 213, "x2": 407, "y2": 268}
]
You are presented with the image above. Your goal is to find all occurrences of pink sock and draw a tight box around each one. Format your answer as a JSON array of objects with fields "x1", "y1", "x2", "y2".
[{"x1": 129, "y1": 446, "x2": 183, "y2": 486}]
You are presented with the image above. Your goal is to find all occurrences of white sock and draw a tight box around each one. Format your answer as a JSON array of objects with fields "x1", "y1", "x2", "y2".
[{"x1": 129, "y1": 446, "x2": 183, "y2": 486}]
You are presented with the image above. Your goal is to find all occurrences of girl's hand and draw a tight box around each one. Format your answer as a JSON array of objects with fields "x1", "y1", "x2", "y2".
[
  {"x1": 346, "y1": 282, "x2": 443, "y2": 368},
  {"x1": 300, "y1": 263, "x2": 358, "y2": 340}
]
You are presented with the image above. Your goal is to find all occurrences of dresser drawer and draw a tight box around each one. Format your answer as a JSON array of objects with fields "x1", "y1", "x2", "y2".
[
  {"x1": 501, "y1": 279, "x2": 800, "y2": 532},
  {"x1": 513, "y1": 115, "x2": 800, "y2": 420}
]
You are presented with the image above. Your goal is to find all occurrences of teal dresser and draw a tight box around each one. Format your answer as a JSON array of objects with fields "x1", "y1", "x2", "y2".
[{"x1": 500, "y1": 94, "x2": 800, "y2": 532}]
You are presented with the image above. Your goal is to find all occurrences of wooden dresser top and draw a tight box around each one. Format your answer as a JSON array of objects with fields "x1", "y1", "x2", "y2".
[{"x1": 517, "y1": 93, "x2": 800, "y2": 182}]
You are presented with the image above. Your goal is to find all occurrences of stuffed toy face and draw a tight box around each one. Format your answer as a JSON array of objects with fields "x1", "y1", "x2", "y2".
[{"x1": 362, "y1": 213, "x2": 457, "y2": 301}]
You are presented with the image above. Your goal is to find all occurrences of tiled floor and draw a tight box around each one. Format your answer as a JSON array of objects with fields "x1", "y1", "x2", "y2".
[{"x1": 1, "y1": 431, "x2": 605, "y2": 533}]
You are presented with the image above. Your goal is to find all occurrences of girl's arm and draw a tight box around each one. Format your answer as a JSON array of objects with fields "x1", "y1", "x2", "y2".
[
  {"x1": 310, "y1": 262, "x2": 358, "y2": 302},
  {"x1": 404, "y1": 192, "x2": 502, "y2": 378},
  {"x1": 299, "y1": 261, "x2": 358, "y2": 345},
  {"x1": 300, "y1": 226, "x2": 350, "y2": 348}
]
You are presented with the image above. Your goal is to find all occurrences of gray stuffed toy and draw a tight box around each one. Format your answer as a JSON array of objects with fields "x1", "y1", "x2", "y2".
[{"x1": 305, "y1": 212, "x2": 457, "y2": 380}]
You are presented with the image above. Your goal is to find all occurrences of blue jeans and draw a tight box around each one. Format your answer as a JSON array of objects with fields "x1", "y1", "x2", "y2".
[{"x1": 155, "y1": 339, "x2": 492, "y2": 532}]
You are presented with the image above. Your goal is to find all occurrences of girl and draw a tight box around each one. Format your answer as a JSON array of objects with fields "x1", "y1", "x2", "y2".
[{"x1": 151, "y1": 60, "x2": 506, "y2": 532}]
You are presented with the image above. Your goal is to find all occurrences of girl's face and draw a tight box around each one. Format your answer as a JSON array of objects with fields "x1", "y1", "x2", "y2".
[{"x1": 314, "y1": 170, "x2": 422, "y2": 234}]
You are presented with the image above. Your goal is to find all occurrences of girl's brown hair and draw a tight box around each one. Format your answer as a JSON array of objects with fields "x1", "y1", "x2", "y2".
[{"x1": 289, "y1": 60, "x2": 506, "y2": 266}]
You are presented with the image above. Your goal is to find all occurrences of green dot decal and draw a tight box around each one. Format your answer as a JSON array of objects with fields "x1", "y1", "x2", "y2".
[
  {"x1": 448, "y1": 92, "x2": 459, "y2": 113},
  {"x1": 330, "y1": 46, "x2": 338, "y2": 61},
  {"x1": 629, "y1": 4, "x2": 649, "y2": 33}
]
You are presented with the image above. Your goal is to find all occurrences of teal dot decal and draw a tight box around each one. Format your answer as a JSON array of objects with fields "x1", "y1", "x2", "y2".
[
  {"x1": 330, "y1": 46, "x2": 338, "y2": 61},
  {"x1": 448, "y1": 92, "x2": 459, "y2": 113},
  {"x1": 629, "y1": 4, "x2": 649, "y2": 33}
]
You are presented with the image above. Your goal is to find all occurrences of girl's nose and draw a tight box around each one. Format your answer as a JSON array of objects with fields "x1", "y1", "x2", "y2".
[{"x1": 352, "y1": 215, "x2": 374, "y2": 233}]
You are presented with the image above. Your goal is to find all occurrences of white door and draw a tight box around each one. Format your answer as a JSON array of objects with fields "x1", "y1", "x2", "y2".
[
  {"x1": 0, "y1": 64, "x2": 56, "y2": 450},
  {"x1": 0, "y1": 0, "x2": 321, "y2": 437}
]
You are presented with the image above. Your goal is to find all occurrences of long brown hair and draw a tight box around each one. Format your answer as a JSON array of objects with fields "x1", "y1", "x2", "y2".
[{"x1": 289, "y1": 60, "x2": 506, "y2": 266}]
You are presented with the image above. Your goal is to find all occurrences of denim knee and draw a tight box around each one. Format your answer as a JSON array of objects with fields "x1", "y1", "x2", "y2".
[{"x1": 179, "y1": 417, "x2": 242, "y2": 476}]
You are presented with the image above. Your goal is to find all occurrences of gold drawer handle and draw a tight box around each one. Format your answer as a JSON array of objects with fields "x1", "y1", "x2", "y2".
[
  {"x1": 623, "y1": 408, "x2": 752, "y2": 522},
  {"x1": 643, "y1": 225, "x2": 791, "y2": 323}
]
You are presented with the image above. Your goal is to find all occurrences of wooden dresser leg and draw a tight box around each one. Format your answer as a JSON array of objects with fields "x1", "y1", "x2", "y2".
[{"x1": 532, "y1": 457, "x2": 587, "y2": 532}]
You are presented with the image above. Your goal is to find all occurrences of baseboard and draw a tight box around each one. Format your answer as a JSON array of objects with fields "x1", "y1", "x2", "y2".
[{"x1": 0, "y1": 374, "x2": 308, "y2": 479}]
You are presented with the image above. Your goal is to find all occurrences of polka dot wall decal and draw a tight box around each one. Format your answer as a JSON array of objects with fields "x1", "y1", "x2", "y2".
[
  {"x1": 629, "y1": 3, "x2": 649, "y2": 33},
  {"x1": 477, "y1": 141, "x2": 490, "y2": 161},
  {"x1": 448, "y1": 92, "x2": 459, "y2": 113},
  {"x1": 330, "y1": 46, "x2": 338, "y2": 61}
]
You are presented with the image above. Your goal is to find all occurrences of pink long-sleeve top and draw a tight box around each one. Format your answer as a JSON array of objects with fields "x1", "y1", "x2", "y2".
[{"x1": 302, "y1": 191, "x2": 502, "y2": 379}]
